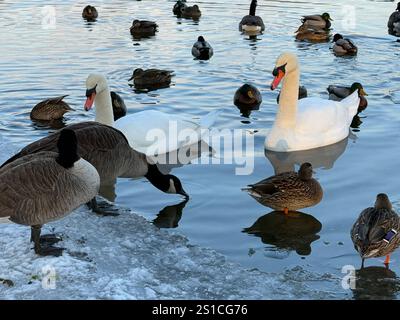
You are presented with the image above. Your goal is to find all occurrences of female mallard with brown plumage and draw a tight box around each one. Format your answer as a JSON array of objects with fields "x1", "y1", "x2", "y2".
[
  {"x1": 130, "y1": 20, "x2": 158, "y2": 37},
  {"x1": 332, "y1": 34, "x2": 358, "y2": 56},
  {"x1": 129, "y1": 68, "x2": 174, "y2": 89},
  {"x1": 82, "y1": 5, "x2": 98, "y2": 21},
  {"x1": 181, "y1": 5, "x2": 201, "y2": 19},
  {"x1": 173, "y1": 0, "x2": 187, "y2": 16},
  {"x1": 30, "y1": 95, "x2": 74, "y2": 121},
  {"x1": 351, "y1": 194, "x2": 400, "y2": 267},
  {"x1": 243, "y1": 163, "x2": 323, "y2": 214},
  {"x1": 327, "y1": 82, "x2": 368, "y2": 114},
  {"x1": 239, "y1": 0, "x2": 265, "y2": 34}
]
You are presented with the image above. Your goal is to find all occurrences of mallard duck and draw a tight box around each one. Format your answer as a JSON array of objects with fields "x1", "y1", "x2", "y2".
[
  {"x1": 0, "y1": 129, "x2": 100, "y2": 256},
  {"x1": 388, "y1": 2, "x2": 400, "y2": 37},
  {"x1": 332, "y1": 34, "x2": 358, "y2": 56},
  {"x1": 277, "y1": 85, "x2": 307, "y2": 104},
  {"x1": 110, "y1": 91, "x2": 127, "y2": 120},
  {"x1": 239, "y1": 0, "x2": 265, "y2": 34},
  {"x1": 30, "y1": 95, "x2": 74, "y2": 121},
  {"x1": 327, "y1": 82, "x2": 368, "y2": 114},
  {"x1": 266, "y1": 53, "x2": 359, "y2": 152},
  {"x1": 192, "y1": 36, "x2": 213, "y2": 60},
  {"x1": 82, "y1": 5, "x2": 98, "y2": 21},
  {"x1": 128, "y1": 68, "x2": 174, "y2": 89},
  {"x1": 173, "y1": 0, "x2": 187, "y2": 16},
  {"x1": 297, "y1": 13, "x2": 333, "y2": 31},
  {"x1": 130, "y1": 20, "x2": 158, "y2": 37},
  {"x1": 234, "y1": 84, "x2": 262, "y2": 109},
  {"x1": 181, "y1": 5, "x2": 201, "y2": 19},
  {"x1": 296, "y1": 27, "x2": 330, "y2": 42},
  {"x1": 351, "y1": 194, "x2": 400, "y2": 266},
  {"x1": 242, "y1": 163, "x2": 323, "y2": 214}
]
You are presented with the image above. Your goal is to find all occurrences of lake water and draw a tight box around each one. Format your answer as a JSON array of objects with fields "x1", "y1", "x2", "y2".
[{"x1": 0, "y1": 0, "x2": 400, "y2": 299}]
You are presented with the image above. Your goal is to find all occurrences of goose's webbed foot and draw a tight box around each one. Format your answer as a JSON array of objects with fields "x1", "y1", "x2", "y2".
[
  {"x1": 31, "y1": 225, "x2": 65, "y2": 257},
  {"x1": 87, "y1": 198, "x2": 120, "y2": 217}
]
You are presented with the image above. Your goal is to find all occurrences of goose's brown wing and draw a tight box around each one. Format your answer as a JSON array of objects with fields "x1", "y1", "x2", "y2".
[{"x1": 0, "y1": 153, "x2": 92, "y2": 226}]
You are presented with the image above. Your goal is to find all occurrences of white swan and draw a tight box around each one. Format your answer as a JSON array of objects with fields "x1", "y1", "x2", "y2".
[
  {"x1": 266, "y1": 52, "x2": 359, "y2": 152},
  {"x1": 84, "y1": 74, "x2": 219, "y2": 156}
]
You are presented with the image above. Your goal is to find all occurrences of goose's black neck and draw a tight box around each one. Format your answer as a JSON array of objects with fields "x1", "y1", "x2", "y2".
[
  {"x1": 145, "y1": 164, "x2": 170, "y2": 191},
  {"x1": 56, "y1": 129, "x2": 80, "y2": 169},
  {"x1": 249, "y1": 0, "x2": 257, "y2": 16}
]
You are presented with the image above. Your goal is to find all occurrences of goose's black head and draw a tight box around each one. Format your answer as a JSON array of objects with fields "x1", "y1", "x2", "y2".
[
  {"x1": 56, "y1": 129, "x2": 80, "y2": 169},
  {"x1": 145, "y1": 164, "x2": 189, "y2": 199}
]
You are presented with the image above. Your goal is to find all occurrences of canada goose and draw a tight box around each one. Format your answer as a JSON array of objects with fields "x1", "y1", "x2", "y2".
[
  {"x1": 30, "y1": 95, "x2": 74, "y2": 121},
  {"x1": 234, "y1": 83, "x2": 262, "y2": 116},
  {"x1": 1, "y1": 123, "x2": 189, "y2": 201},
  {"x1": 110, "y1": 91, "x2": 127, "y2": 120},
  {"x1": 82, "y1": 5, "x2": 98, "y2": 21},
  {"x1": 351, "y1": 194, "x2": 400, "y2": 267},
  {"x1": 388, "y1": 2, "x2": 400, "y2": 37},
  {"x1": 173, "y1": 0, "x2": 187, "y2": 16},
  {"x1": 192, "y1": 36, "x2": 213, "y2": 60},
  {"x1": 242, "y1": 163, "x2": 323, "y2": 214},
  {"x1": 0, "y1": 129, "x2": 100, "y2": 256},
  {"x1": 181, "y1": 5, "x2": 201, "y2": 19},
  {"x1": 277, "y1": 86, "x2": 307, "y2": 104},
  {"x1": 332, "y1": 34, "x2": 358, "y2": 56},
  {"x1": 128, "y1": 68, "x2": 174, "y2": 89},
  {"x1": 130, "y1": 20, "x2": 158, "y2": 37},
  {"x1": 239, "y1": 0, "x2": 265, "y2": 34},
  {"x1": 327, "y1": 82, "x2": 368, "y2": 114}
]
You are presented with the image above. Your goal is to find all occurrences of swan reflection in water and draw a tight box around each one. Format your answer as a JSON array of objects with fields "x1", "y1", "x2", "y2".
[
  {"x1": 153, "y1": 199, "x2": 188, "y2": 229},
  {"x1": 243, "y1": 211, "x2": 322, "y2": 256},
  {"x1": 265, "y1": 134, "x2": 355, "y2": 174},
  {"x1": 351, "y1": 266, "x2": 400, "y2": 300}
]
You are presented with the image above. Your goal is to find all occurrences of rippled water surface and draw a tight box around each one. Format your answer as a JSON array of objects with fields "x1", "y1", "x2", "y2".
[{"x1": 1, "y1": 0, "x2": 400, "y2": 299}]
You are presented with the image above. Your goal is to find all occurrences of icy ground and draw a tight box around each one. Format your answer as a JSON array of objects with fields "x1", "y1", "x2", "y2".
[{"x1": 0, "y1": 135, "x2": 341, "y2": 299}]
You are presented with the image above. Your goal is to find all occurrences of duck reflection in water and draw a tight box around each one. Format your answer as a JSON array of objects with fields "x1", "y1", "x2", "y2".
[
  {"x1": 243, "y1": 211, "x2": 322, "y2": 256},
  {"x1": 351, "y1": 266, "x2": 400, "y2": 300},
  {"x1": 153, "y1": 199, "x2": 188, "y2": 229}
]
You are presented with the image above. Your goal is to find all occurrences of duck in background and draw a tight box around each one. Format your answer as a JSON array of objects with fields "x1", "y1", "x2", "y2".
[
  {"x1": 192, "y1": 36, "x2": 213, "y2": 60},
  {"x1": 128, "y1": 68, "x2": 174, "y2": 90},
  {"x1": 110, "y1": 92, "x2": 127, "y2": 120},
  {"x1": 239, "y1": 0, "x2": 265, "y2": 35},
  {"x1": 82, "y1": 5, "x2": 98, "y2": 21},
  {"x1": 332, "y1": 34, "x2": 358, "y2": 56},
  {"x1": 30, "y1": 95, "x2": 74, "y2": 121},
  {"x1": 173, "y1": 0, "x2": 187, "y2": 17},
  {"x1": 327, "y1": 82, "x2": 368, "y2": 114},
  {"x1": 295, "y1": 13, "x2": 332, "y2": 42},
  {"x1": 388, "y1": 2, "x2": 400, "y2": 38},
  {"x1": 242, "y1": 163, "x2": 323, "y2": 215},
  {"x1": 277, "y1": 85, "x2": 307, "y2": 104},
  {"x1": 130, "y1": 20, "x2": 158, "y2": 38},
  {"x1": 181, "y1": 4, "x2": 201, "y2": 19},
  {"x1": 297, "y1": 13, "x2": 333, "y2": 30},
  {"x1": 234, "y1": 83, "x2": 262, "y2": 117},
  {"x1": 351, "y1": 194, "x2": 400, "y2": 267},
  {"x1": 0, "y1": 129, "x2": 100, "y2": 256}
]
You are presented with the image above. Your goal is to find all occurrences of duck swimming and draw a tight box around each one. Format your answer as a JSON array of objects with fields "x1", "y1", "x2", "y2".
[
  {"x1": 388, "y1": 2, "x2": 400, "y2": 37},
  {"x1": 351, "y1": 194, "x2": 400, "y2": 266},
  {"x1": 0, "y1": 129, "x2": 100, "y2": 256},
  {"x1": 266, "y1": 52, "x2": 359, "y2": 152},
  {"x1": 239, "y1": 0, "x2": 265, "y2": 34},
  {"x1": 192, "y1": 36, "x2": 213, "y2": 60},
  {"x1": 82, "y1": 5, "x2": 98, "y2": 21},
  {"x1": 243, "y1": 163, "x2": 323, "y2": 214},
  {"x1": 327, "y1": 82, "x2": 368, "y2": 114},
  {"x1": 173, "y1": 0, "x2": 187, "y2": 16},
  {"x1": 129, "y1": 68, "x2": 174, "y2": 89},
  {"x1": 297, "y1": 13, "x2": 333, "y2": 31},
  {"x1": 332, "y1": 34, "x2": 358, "y2": 56},
  {"x1": 110, "y1": 91, "x2": 127, "y2": 120},
  {"x1": 181, "y1": 4, "x2": 201, "y2": 19},
  {"x1": 130, "y1": 20, "x2": 158, "y2": 37},
  {"x1": 30, "y1": 95, "x2": 74, "y2": 121},
  {"x1": 234, "y1": 83, "x2": 262, "y2": 109}
]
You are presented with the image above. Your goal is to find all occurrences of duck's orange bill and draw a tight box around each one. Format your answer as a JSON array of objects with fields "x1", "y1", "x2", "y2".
[
  {"x1": 271, "y1": 70, "x2": 285, "y2": 90},
  {"x1": 84, "y1": 93, "x2": 96, "y2": 111}
]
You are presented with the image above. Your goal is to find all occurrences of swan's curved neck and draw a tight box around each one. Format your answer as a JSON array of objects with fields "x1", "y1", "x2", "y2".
[
  {"x1": 95, "y1": 86, "x2": 114, "y2": 127},
  {"x1": 276, "y1": 67, "x2": 299, "y2": 128}
]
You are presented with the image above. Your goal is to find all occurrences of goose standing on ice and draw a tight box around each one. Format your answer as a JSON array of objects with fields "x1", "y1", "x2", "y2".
[{"x1": 0, "y1": 129, "x2": 100, "y2": 256}]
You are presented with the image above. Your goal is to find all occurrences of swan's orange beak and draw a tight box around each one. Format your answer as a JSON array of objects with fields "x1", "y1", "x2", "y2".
[
  {"x1": 84, "y1": 93, "x2": 96, "y2": 111},
  {"x1": 271, "y1": 69, "x2": 285, "y2": 90}
]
